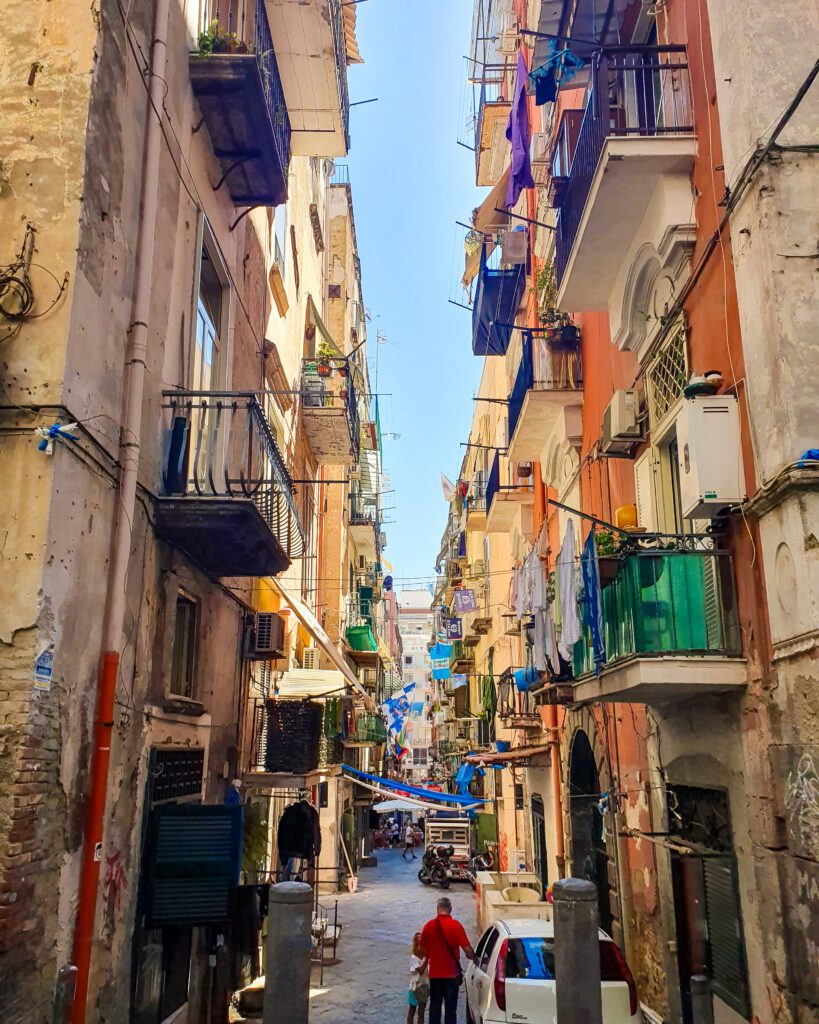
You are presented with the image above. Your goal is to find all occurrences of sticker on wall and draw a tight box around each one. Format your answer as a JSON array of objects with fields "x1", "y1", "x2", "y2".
[{"x1": 34, "y1": 650, "x2": 53, "y2": 692}]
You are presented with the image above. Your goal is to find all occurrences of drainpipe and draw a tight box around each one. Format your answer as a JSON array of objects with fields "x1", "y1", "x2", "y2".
[
  {"x1": 547, "y1": 716, "x2": 566, "y2": 877},
  {"x1": 70, "y1": 0, "x2": 171, "y2": 1018}
]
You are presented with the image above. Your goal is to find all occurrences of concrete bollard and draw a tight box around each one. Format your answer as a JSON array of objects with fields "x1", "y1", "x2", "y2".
[
  {"x1": 553, "y1": 878, "x2": 603, "y2": 1024},
  {"x1": 264, "y1": 881, "x2": 313, "y2": 1024},
  {"x1": 690, "y1": 975, "x2": 714, "y2": 1024}
]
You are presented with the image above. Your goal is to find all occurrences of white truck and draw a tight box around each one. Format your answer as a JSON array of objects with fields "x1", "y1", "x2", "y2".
[{"x1": 424, "y1": 816, "x2": 472, "y2": 883}]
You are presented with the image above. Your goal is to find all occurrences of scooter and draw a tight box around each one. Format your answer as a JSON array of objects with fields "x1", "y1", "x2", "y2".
[
  {"x1": 467, "y1": 845, "x2": 496, "y2": 890},
  {"x1": 418, "y1": 844, "x2": 454, "y2": 889}
]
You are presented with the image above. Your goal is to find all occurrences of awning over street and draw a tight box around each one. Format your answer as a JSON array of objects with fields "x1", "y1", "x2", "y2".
[
  {"x1": 373, "y1": 799, "x2": 419, "y2": 812},
  {"x1": 343, "y1": 765, "x2": 487, "y2": 806},
  {"x1": 270, "y1": 578, "x2": 375, "y2": 710},
  {"x1": 464, "y1": 744, "x2": 551, "y2": 765},
  {"x1": 462, "y1": 168, "x2": 511, "y2": 286}
]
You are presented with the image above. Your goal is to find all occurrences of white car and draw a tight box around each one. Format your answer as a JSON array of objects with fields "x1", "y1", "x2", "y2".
[{"x1": 464, "y1": 918, "x2": 642, "y2": 1024}]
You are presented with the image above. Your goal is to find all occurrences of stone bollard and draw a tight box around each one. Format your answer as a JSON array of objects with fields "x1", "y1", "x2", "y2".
[
  {"x1": 553, "y1": 878, "x2": 603, "y2": 1024},
  {"x1": 264, "y1": 881, "x2": 313, "y2": 1024}
]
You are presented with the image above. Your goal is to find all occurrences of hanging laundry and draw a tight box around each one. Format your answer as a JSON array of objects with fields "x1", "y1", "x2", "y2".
[
  {"x1": 505, "y1": 50, "x2": 536, "y2": 208},
  {"x1": 581, "y1": 530, "x2": 606, "y2": 673},
  {"x1": 557, "y1": 519, "x2": 581, "y2": 661},
  {"x1": 530, "y1": 63, "x2": 557, "y2": 105}
]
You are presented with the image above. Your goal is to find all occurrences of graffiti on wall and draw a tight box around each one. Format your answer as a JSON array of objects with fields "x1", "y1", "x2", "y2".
[{"x1": 785, "y1": 751, "x2": 819, "y2": 856}]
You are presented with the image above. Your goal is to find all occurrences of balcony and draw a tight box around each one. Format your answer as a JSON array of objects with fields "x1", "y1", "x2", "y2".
[
  {"x1": 344, "y1": 713, "x2": 387, "y2": 747},
  {"x1": 555, "y1": 46, "x2": 695, "y2": 310},
  {"x1": 264, "y1": 0, "x2": 353, "y2": 157},
  {"x1": 507, "y1": 333, "x2": 583, "y2": 462},
  {"x1": 464, "y1": 481, "x2": 487, "y2": 532},
  {"x1": 345, "y1": 593, "x2": 377, "y2": 657},
  {"x1": 449, "y1": 641, "x2": 474, "y2": 675},
  {"x1": 497, "y1": 671, "x2": 542, "y2": 731},
  {"x1": 474, "y1": 70, "x2": 513, "y2": 186},
  {"x1": 190, "y1": 0, "x2": 291, "y2": 206},
  {"x1": 472, "y1": 241, "x2": 527, "y2": 357},
  {"x1": 349, "y1": 492, "x2": 378, "y2": 559},
  {"x1": 485, "y1": 451, "x2": 534, "y2": 533},
  {"x1": 301, "y1": 358, "x2": 359, "y2": 465},
  {"x1": 572, "y1": 549, "x2": 745, "y2": 704},
  {"x1": 156, "y1": 391, "x2": 304, "y2": 576}
]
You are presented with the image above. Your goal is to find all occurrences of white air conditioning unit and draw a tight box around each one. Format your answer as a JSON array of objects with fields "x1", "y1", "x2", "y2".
[
  {"x1": 245, "y1": 612, "x2": 286, "y2": 660},
  {"x1": 601, "y1": 389, "x2": 641, "y2": 454},
  {"x1": 302, "y1": 646, "x2": 319, "y2": 670},
  {"x1": 677, "y1": 395, "x2": 745, "y2": 517},
  {"x1": 379, "y1": 532, "x2": 387, "y2": 549},
  {"x1": 499, "y1": 13, "x2": 519, "y2": 54},
  {"x1": 530, "y1": 133, "x2": 550, "y2": 186}
]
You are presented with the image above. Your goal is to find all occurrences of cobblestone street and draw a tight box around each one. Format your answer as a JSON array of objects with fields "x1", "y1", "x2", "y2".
[{"x1": 308, "y1": 848, "x2": 478, "y2": 1023}]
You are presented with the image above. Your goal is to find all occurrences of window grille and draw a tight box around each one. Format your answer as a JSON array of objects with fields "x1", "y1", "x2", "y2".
[
  {"x1": 150, "y1": 747, "x2": 205, "y2": 804},
  {"x1": 646, "y1": 317, "x2": 688, "y2": 430}
]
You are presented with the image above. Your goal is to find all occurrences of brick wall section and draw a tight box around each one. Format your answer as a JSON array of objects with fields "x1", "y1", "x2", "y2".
[{"x1": 0, "y1": 626, "x2": 67, "y2": 1022}]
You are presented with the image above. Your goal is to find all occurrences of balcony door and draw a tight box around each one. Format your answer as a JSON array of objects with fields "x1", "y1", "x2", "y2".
[{"x1": 190, "y1": 223, "x2": 229, "y2": 494}]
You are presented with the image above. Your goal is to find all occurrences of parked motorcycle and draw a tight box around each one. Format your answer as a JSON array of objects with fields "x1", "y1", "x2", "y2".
[
  {"x1": 418, "y1": 844, "x2": 454, "y2": 889},
  {"x1": 467, "y1": 844, "x2": 496, "y2": 890}
]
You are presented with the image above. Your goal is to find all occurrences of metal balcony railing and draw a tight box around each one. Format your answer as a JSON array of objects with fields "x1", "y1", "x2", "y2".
[
  {"x1": 556, "y1": 45, "x2": 693, "y2": 285},
  {"x1": 508, "y1": 332, "x2": 582, "y2": 440},
  {"x1": 573, "y1": 549, "x2": 740, "y2": 676},
  {"x1": 486, "y1": 451, "x2": 533, "y2": 516},
  {"x1": 349, "y1": 492, "x2": 377, "y2": 526},
  {"x1": 301, "y1": 357, "x2": 360, "y2": 459},
  {"x1": 159, "y1": 391, "x2": 304, "y2": 571},
  {"x1": 192, "y1": 0, "x2": 291, "y2": 205},
  {"x1": 346, "y1": 713, "x2": 387, "y2": 745},
  {"x1": 329, "y1": 0, "x2": 351, "y2": 152}
]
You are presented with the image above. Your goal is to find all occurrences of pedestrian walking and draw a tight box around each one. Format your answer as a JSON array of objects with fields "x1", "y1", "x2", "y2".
[
  {"x1": 402, "y1": 821, "x2": 417, "y2": 860},
  {"x1": 407, "y1": 931, "x2": 430, "y2": 1024},
  {"x1": 419, "y1": 897, "x2": 477, "y2": 1024}
]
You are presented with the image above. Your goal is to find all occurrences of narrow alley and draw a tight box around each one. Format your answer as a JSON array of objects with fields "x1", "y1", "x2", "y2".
[{"x1": 235, "y1": 850, "x2": 477, "y2": 1024}]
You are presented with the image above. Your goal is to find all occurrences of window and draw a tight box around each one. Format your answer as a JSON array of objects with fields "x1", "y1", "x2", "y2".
[
  {"x1": 479, "y1": 928, "x2": 499, "y2": 972},
  {"x1": 405, "y1": 655, "x2": 413, "y2": 666},
  {"x1": 474, "y1": 928, "x2": 494, "y2": 961},
  {"x1": 170, "y1": 594, "x2": 198, "y2": 699},
  {"x1": 193, "y1": 226, "x2": 228, "y2": 393}
]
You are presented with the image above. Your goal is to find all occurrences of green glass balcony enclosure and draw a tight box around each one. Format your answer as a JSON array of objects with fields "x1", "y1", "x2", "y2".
[
  {"x1": 345, "y1": 714, "x2": 387, "y2": 746},
  {"x1": 345, "y1": 592, "x2": 377, "y2": 652},
  {"x1": 573, "y1": 549, "x2": 744, "y2": 703}
]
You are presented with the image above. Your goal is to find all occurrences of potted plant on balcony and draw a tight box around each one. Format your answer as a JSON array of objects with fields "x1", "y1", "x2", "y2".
[
  {"x1": 535, "y1": 260, "x2": 580, "y2": 346},
  {"x1": 595, "y1": 529, "x2": 622, "y2": 588},
  {"x1": 197, "y1": 20, "x2": 249, "y2": 55},
  {"x1": 316, "y1": 339, "x2": 334, "y2": 377}
]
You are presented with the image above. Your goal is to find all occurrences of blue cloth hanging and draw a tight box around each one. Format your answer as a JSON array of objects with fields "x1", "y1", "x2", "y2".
[{"x1": 581, "y1": 531, "x2": 606, "y2": 673}]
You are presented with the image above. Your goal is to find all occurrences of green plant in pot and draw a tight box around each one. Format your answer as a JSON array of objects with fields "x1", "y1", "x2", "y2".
[
  {"x1": 595, "y1": 528, "x2": 623, "y2": 588},
  {"x1": 197, "y1": 20, "x2": 249, "y2": 55}
]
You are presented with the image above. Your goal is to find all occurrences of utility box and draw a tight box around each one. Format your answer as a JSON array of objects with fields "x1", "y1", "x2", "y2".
[{"x1": 677, "y1": 395, "x2": 745, "y2": 518}]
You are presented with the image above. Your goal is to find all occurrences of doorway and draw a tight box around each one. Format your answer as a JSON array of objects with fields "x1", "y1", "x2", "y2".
[
  {"x1": 568, "y1": 730, "x2": 613, "y2": 933},
  {"x1": 531, "y1": 795, "x2": 548, "y2": 895}
]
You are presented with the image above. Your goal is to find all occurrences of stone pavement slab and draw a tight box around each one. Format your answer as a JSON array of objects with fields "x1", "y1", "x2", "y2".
[{"x1": 234, "y1": 848, "x2": 479, "y2": 1023}]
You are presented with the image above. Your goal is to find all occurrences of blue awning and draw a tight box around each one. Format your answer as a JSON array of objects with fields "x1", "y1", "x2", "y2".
[
  {"x1": 342, "y1": 764, "x2": 487, "y2": 805},
  {"x1": 472, "y1": 245, "x2": 526, "y2": 356}
]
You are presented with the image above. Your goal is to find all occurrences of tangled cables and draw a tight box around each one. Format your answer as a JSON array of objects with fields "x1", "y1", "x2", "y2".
[{"x1": 0, "y1": 223, "x2": 69, "y2": 343}]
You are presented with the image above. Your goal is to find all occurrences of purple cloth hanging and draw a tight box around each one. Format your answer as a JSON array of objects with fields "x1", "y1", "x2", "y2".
[{"x1": 505, "y1": 51, "x2": 536, "y2": 208}]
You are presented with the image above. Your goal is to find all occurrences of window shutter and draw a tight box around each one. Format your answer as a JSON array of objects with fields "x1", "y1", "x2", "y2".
[
  {"x1": 146, "y1": 804, "x2": 242, "y2": 927},
  {"x1": 702, "y1": 857, "x2": 750, "y2": 1018},
  {"x1": 634, "y1": 448, "x2": 658, "y2": 532}
]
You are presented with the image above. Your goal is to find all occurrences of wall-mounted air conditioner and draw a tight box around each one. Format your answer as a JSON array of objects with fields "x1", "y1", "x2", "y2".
[
  {"x1": 302, "y1": 646, "x2": 319, "y2": 670},
  {"x1": 247, "y1": 612, "x2": 286, "y2": 660},
  {"x1": 677, "y1": 396, "x2": 745, "y2": 517},
  {"x1": 530, "y1": 133, "x2": 550, "y2": 186},
  {"x1": 601, "y1": 389, "x2": 641, "y2": 454}
]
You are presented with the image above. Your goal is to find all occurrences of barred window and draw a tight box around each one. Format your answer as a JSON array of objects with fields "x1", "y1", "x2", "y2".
[{"x1": 646, "y1": 316, "x2": 688, "y2": 431}]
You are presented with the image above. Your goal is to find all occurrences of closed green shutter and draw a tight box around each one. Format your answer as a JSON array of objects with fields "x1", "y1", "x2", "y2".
[
  {"x1": 702, "y1": 857, "x2": 750, "y2": 1019},
  {"x1": 146, "y1": 804, "x2": 242, "y2": 927}
]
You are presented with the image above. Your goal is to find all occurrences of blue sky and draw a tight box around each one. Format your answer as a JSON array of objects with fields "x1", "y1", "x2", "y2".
[{"x1": 346, "y1": 0, "x2": 483, "y2": 585}]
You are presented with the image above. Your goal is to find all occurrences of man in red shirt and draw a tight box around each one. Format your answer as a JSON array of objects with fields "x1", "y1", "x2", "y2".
[{"x1": 419, "y1": 897, "x2": 477, "y2": 1024}]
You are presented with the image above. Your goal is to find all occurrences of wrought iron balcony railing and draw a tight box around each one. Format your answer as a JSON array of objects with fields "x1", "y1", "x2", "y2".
[
  {"x1": 555, "y1": 45, "x2": 693, "y2": 285},
  {"x1": 508, "y1": 332, "x2": 583, "y2": 442},
  {"x1": 190, "y1": 0, "x2": 291, "y2": 206},
  {"x1": 301, "y1": 357, "x2": 360, "y2": 464},
  {"x1": 157, "y1": 390, "x2": 304, "y2": 576}
]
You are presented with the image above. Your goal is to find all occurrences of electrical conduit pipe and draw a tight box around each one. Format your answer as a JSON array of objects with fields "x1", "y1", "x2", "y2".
[{"x1": 70, "y1": 0, "x2": 171, "y2": 1017}]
